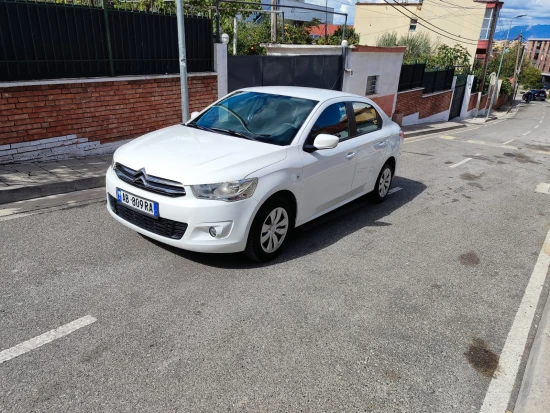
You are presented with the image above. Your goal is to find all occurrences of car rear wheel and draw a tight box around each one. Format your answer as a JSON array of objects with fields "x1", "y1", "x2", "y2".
[
  {"x1": 244, "y1": 196, "x2": 294, "y2": 262},
  {"x1": 371, "y1": 163, "x2": 393, "y2": 203}
]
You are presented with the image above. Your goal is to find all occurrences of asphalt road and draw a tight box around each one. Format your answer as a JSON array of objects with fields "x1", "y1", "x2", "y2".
[{"x1": 1, "y1": 101, "x2": 549, "y2": 412}]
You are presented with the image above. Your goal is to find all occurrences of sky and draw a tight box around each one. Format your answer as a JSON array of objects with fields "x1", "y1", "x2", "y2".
[
  {"x1": 497, "y1": 0, "x2": 550, "y2": 30},
  {"x1": 304, "y1": 0, "x2": 549, "y2": 28}
]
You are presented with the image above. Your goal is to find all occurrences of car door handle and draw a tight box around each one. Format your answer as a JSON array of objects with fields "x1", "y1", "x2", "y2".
[
  {"x1": 375, "y1": 141, "x2": 387, "y2": 148},
  {"x1": 346, "y1": 151, "x2": 356, "y2": 160}
]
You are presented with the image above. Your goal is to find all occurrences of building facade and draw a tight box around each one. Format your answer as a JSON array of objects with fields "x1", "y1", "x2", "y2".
[
  {"x1": 354, "y1": 0, "x2": 490, "y2": 63},
  {"x1": 526, "y1": 39, "x2": 550, "y2": 84},
  {"x1": 475, "y1": 1, "x2": 504, "y2": 61}
]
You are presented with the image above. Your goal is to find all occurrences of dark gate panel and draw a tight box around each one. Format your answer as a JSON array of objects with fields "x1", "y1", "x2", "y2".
[
  {"x1": 0, "y1": 0, "x2": 213, "y2": 81},
  {"x1": 262, "y1": 57, "x2": 294, "y2": 86},
  {"x1": 227, "y1": 55, "x2": 343, "y2": 92},
  {"x1": 449, "y1": 84, "x2": 466, "y2": 120}
]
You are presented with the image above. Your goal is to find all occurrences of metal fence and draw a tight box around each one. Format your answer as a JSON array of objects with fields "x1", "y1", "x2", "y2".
[
  {"x1": 0, "y1": 0, "x2": 214, "y2": 81},
  {"x1": 398, "y1": 63, "x2": 425, "y2": 92},
  {"x1": 422, "y1": 68, "x2": 455, "y2": 94}
]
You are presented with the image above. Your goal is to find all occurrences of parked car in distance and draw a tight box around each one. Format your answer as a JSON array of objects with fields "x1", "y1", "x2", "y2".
[
  {"x1": 106, "y1": 87, "x2": 403, "y2": 262},
  {"x1": 531, "y1": 89, "x2": 547, "y2": 101}
]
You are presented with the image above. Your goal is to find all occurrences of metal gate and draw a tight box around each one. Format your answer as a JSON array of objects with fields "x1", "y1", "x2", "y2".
[
  {"x1": 228, "y1": 55, "x2": 343, "y2": 92},
  {"x1": 449, "y1": 75, "x2": 467, "y2": 120}
]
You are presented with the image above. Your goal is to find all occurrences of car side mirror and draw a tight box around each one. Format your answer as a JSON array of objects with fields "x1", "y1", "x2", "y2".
[
  {"x1": 303, "y1": 134, "x2": 340, "y2": 153},
  {"x1": 313, "y1": 134, "x2": 339, "y2": 150},
  {"x1": 190, "y1": 111, "x2": 200, "y2": 120}
]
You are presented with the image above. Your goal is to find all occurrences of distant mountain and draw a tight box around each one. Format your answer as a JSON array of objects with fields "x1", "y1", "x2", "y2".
[{"x1": 494, "y1": 25, "x2": 550, "y2": 40}]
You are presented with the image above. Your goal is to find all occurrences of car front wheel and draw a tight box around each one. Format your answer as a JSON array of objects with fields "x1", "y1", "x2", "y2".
[{"x1": 244, "y1": 196, "x2": 294, "y2": 262}]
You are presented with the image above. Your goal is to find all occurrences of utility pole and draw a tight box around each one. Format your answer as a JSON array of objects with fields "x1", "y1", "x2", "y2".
[
  {"x1": 325, "y1": 0, "x2": 328, "y2": 42},
  {"x1": 233, "y1": 16, "x2": 238, "y2": 55},
  {"x1": 487, "y1": 14, "x2": 526, "y2": 119},
  {"x1": 512, "y1": 32, "x2": 523, "y2": 100},
  {"x1": 513, "y1": 42, "x2": 527, "y2": 102},
  {"x1": 480, "y1": 2, "x2": 500, "y2": 93},
  {"x1": 271, "y1": 0, "x2": 277, "y2": 43},
  {"x1": 175, "y1": 0, "x2": 189, "y2": 122}
]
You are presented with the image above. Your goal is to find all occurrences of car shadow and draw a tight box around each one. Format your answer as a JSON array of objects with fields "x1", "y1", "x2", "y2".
[{"x1": 142, "y1": 176, "x2": 426, "y2": 269}]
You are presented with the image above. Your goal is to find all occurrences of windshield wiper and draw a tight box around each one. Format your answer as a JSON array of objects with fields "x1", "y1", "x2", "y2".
[
  {"x1": 208, "y1": 127, "x2": 258, "y2": 141},
  {"x1": 186, "y1": 123, "x2": 209, "y2": 131}
]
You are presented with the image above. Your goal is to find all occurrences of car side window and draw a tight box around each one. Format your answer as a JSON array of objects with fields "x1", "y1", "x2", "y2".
[
  {"x1": 352, "y1": 102, "x2": 382, "y2": 136},
  {"x1": 309, "y1": 102, "x2": 349, "y2": 142}
]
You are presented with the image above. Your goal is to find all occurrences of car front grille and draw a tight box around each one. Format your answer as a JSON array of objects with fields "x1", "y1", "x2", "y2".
[
  {"x1": 114, "y1": 163, "x2": 186, "y2": 197},
  {"x1": 109, "y1": 195, "x2": 188, "y2": 240}
]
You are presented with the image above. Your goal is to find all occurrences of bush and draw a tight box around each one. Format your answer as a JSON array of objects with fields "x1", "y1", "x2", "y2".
[{"x1": 499, "y1": 77, "x2": 512, "y2": 96}]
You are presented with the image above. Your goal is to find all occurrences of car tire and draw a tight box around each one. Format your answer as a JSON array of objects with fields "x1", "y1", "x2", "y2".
[
  {"x1": 371, "y1": 162, "x2": 393, "y2": 203},
  {"x1": 244, "y1": 196, "x2": 294, "y2": 262}
]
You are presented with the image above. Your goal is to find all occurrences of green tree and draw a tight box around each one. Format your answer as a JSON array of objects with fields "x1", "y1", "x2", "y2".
[
  {"x1": 519, "y1": 65, "x2": 543, "y2": 89},
  {"x1": 427, "y1": 44, "x2": 471, "y2": 71},
  {"x1": 225, "y1": 19, "x2": 321, "y2": 55},
  {"x1": 486, "y1": 42, "x2": 527, "y2": 79},
  {"x1": 376, "y1": 31, "x2": 436, "y2": 63},
  {"x1": 376, "y1": 32, "x2": 398, "y2": 47},
  {"x1": 316, "y1": 26, "x2": 360, "y2": 46}
]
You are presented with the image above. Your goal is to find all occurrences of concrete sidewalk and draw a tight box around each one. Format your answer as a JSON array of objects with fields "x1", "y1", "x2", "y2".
[{"x1": 0, "y1": 156, "x2": 109, "y2": 204}]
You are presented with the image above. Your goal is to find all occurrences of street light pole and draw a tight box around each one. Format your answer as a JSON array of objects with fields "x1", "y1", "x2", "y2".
[
  {"x1": 486, "y1": 14, "x2": 526, "y2": 119},
  {"x1": 175, "y1": 0, "x2": 189, "y2": 122}
]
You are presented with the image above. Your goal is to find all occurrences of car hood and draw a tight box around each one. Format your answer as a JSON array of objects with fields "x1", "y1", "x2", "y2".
[{"x1": 113, "y1": 125, "x2": 288, "y2": 185}]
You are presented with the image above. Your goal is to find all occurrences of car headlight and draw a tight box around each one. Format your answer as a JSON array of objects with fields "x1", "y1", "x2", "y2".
[{"x1": 191, "y1": 178, "x2": 258, "y2": 202}]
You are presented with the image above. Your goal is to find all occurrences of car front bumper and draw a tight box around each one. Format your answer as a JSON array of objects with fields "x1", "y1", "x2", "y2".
[{"x1": 105, "y1": 167, "x2": 258, "y2": 253}]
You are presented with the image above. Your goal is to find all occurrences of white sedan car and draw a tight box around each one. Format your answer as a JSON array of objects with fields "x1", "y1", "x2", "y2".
[{"x1": 106, "y1": 87, "x2": 403, "y2": 261}]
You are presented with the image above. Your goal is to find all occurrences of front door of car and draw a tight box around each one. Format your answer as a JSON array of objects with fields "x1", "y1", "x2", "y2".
[
  {"x1": 299, "y1": 102, "x2": 358, "y2": 221},
  {"x1": 348, "y1": 102, "x2": 389, "y2": 192}
]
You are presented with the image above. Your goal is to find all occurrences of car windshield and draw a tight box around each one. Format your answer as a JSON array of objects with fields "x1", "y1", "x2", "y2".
[{"x1": 187, "y1": 91, "x2": 318, "y2": 146}]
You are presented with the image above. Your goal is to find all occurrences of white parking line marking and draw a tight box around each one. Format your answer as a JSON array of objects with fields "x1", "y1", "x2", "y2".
[
  {"x1": 523, "y1": 131, "x2": 532, "y2": 136},
  {"x1": 388, "y1": 187, "x2": 402, "y2": 195},
  {"x1": 535, "y1": 125, "x2": 539, "y2": 129},
  {"x1": 535, "y1": 183, "x2": 550, "y2": 194},
  {"x1": 502, "y1": 139, "x2": 514, "y2": 145},
  {"x1": 466, "y1": 140, "x2": 517, "y2": 150},
  {"x1": 449, "y1": 158, "x2": 473, "y2": 168},
  {"x1": 479, "y1": 229, "x2": 550, "y2": 413},
  {"x1": 540, "y1": 120, "x2": 543, "y2": 124},
  {"x1": 0, "y1": 315, "x2": 96, "y2": 364}
]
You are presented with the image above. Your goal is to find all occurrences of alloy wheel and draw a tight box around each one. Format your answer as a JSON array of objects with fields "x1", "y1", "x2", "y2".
[
  {"x1": 260, "y1": 207, "x2": 289, "y2": 253},
  {"x1": 378, "y1": 168, "x2": 392, "y2": 198}
]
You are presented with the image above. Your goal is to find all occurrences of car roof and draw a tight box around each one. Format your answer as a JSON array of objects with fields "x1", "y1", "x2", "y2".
[{"x1": 238, "y1": 86, "x2": 361, "y2": 102}]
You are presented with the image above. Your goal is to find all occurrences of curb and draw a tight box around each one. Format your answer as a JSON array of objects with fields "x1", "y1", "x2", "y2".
[
  {"x1": 0, "y1": 176, "x2": 104, "y2": 205},
  {"x1": 404, "y1": 123, "x2": 468, "y2": 138},
  {"x1": 514, "y1": 285, "x2": 550, "y2": 413}
]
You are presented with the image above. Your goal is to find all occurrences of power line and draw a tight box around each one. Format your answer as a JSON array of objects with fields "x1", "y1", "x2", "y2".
[
  {"x1": 385, "y1": 0, "x2": 481, "y2": 42},
  {"x1": 421, "y1": 0, "x2": 487, "y2": 29},
  {"x1": 425, "y1": 0, "x2": 483, "y2": 10},
  {"x1": 381, "y1": 0, "x2": 479, "y2": 44}
]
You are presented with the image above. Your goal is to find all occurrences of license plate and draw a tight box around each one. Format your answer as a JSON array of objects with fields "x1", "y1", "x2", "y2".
[{"x1": 116, "y1": 188, "x2": 158, "y2": 217}]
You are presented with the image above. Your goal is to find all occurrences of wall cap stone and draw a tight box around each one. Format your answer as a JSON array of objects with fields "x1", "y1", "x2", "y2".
[
  {"x1": 0, "y1": 72, "x2": 217, "y2": 89},
  {"x1": 397, "y1": 87, "x2": 424, "y2": 95}
]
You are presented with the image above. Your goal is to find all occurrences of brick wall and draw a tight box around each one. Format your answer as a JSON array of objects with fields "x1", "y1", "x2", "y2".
[
  {"x1": 468, "y1": 93, "x2": 478, "y2": 111},
  {"x1": 394, "y1": 88, "x2": 453, "y2": 120},
  {"x1": 370, "y1": 94, "x2": 395, "y2": 117},
  {"x1": 479, "y1": 93, "x2": 489, "y2": 110},
  {"x1": 0, "y1": 73, "x2": 217, "y2": 163},
  {"x1": 494, "y1": 93, "x2": 508, "y2": 109}
]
